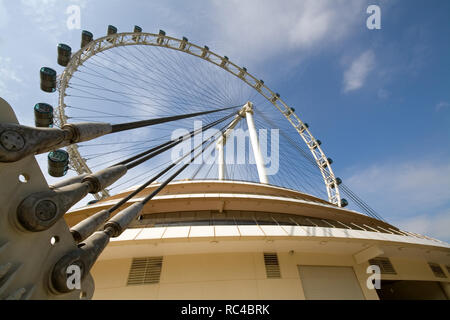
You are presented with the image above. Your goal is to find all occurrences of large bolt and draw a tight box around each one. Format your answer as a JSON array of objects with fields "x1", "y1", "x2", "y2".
[
  {"x1": 51, "y1": 231, "x2": 110, "y2": 294},
  {"x1": 35, "y1": 200, "x2": 58, "y2": 221},
  {"x1": 0, "y1": 130, "x2": 25, "y2": 151},
  {"x1": 51, "y1": 250, "x2": 85, "y2": 293}
]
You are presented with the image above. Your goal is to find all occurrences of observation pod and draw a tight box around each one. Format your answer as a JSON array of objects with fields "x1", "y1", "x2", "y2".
[
  {"x1": 271, "y1": 92, "x2": 280, "y2": 103},
  {"x1": 157, "y1": 30, "x2": 166, "y2": 45},
  {"x1": 57, "y1": 43, "x2": 71, "y2": 67},
  {"x1": 48, "y1": 149, "x2": 69, "y2": 177},
  {"x1": 299, "y1": 123, "x2": 309, "y2": 133},
  {"x1": 331, "y1": 177, "x2": 342, "y2": 189},
  {"x1": 81, "y1": 30, "x2": 93, "y2": 48},
  {"x1": 132, "y1": 26, "x2": 142, "y2": 42},
  {"x1": 179, "y1": 37, "x2": 188, "y2": 50},
  {"x1": 39, "y1": 67, "x2": 56, "y2": 93},
  {"x1": 34, "y1": 103, "x2": 53, "y2": 127},
  {"x1": 311, "y1": 139, "x2": 321, "y2": 149},
  {"x1": 107, "y1": 25, "x2": 117, "y2": 36},
  {"x1": 285, "y1": 107, "x2": 295, "y2": 116},
  {"x1": 320, "y1": 157, "x2": 333, "y2": 168},
  {"x1": 255, "y1": 79, "x2": 264, "y2": 90},
  {"x1": 65, "y1": 180, "x2": 450, "y2": 300},
  {"x1": 107, "y1": 25, "x2": 117, "y2": 43}
]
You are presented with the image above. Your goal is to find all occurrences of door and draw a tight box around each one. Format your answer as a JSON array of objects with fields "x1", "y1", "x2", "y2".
[{"x1": 298, "y1": 265, "x2": 365, "y2": 300}]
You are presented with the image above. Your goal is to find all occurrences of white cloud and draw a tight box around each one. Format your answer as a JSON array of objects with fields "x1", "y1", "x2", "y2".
[
  {"x1": 392, "y1": 211, "x2": 450, "y2": 242},
  {"x1": 0, "y1": 0, "x2": 9, "y2": 29},
  {"x1": 207, "y1": 0, "x2": 365, "y2": 66},
  {"x1": 377, "y1": 88, "x2": 389, "y2": 99},
  {"x1": 20, "y1": 0, "x2": 88, "y2": 39},
  {"x1": 346, "y1": 160, "x2": 450, "y2": 241},
  {"x1": 436, "y1": 101, "x2": 450, "y2": 112},
  {"x1": 343, "y1": 50, "x2": 375, "y2": 92},
  {"x1": 346, "y1": 160, "x2": 450, "y2": 216},
  {"x1": 20, "y1": 0, "x2": 60, "y2": 32},
  {"x1": 0, "y1": 56, "x2": 23, "y2": 100}
]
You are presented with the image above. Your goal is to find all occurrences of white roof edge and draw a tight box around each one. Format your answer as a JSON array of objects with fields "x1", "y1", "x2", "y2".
[
  {"x1": 109, "y1": 224, "x2": 450, "y2": 249},
  {"x1": 119, "y1": 179, "x2": 326, "y2": 200}
]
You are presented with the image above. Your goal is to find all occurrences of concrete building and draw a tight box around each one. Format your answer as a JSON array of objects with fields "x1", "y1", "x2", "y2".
[{"x1": 65, "y1": 180, "x2": 450, "y2": 300}]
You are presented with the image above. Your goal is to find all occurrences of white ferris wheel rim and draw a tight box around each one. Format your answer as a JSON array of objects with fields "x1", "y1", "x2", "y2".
[{"x1": 56, "y1": 31, "x2": 342, "y2": 206}]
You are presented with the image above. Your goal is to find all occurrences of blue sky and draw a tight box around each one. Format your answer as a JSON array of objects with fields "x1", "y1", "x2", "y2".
[{"x1": 0, "y1": 0, "x2": 449, "y2": 241}]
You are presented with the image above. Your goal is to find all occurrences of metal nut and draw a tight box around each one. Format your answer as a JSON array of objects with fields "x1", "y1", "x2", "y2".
[
  {"x1": 0, "y1": 130, "x2": 25, "y2": 151},
  {"x1": 35, "y1": 200, "x2": 57, "y2": 221}
]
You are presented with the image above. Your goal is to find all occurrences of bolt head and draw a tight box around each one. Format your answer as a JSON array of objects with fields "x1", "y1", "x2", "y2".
[
  {"x1": 35, "y1": 200, "x2": 57, "y2": 221},
  {"x1": 0, "y1": 130, "x2": 25, "y2": 151}
]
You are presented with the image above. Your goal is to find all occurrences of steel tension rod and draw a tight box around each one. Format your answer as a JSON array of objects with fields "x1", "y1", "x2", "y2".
[{"x1": 0, "y1": 105, "x2": 238, "y2": 163}]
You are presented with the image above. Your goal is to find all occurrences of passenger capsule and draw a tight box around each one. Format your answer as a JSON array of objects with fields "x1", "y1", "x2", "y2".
[
  {"x1": 238, "y1": 67, "x2": 247, "y2": 78},
  {"x1": 179, "y1": 36, "x2": 188, "y2": 50},
  {"x1": 220, "y1": 56, "x2": 229, "y2": 67},
  {"x1": 285, "y1": 107, "x2": 295, "y2": 116},
  {"x1": 132, "y1": 25, "x2": 142, "y2": 42},
  {"x1": 271, "y1": 93, "x2": 280, "y2": 103},
  {"x1": 255, "y1": 79, "x2": 264, "y2": 90},
  {"x1": 48, "y1": 149, "x2": 69, "y2": 177},
  {"x1": 157, "y1": 30, "x2": 166, "y2": 45},
  {"x1": 34, "y1": 103, "x2": 53, "y2": 127},
  {"x1": 201, "y1": 45, "x2": 210, "y2": 58},
  {"x1": 107, "y1": 25, "x2": 117, "y2": 36},
  {"x1": 57, "y1": 43, "x2": 72, "y2": 67},
  {"x1": 40, "y1": 67, "x2": 57, "y2": 93},
  {"x1": 107, "y1": 25, "x2": 117, "y2": 43},
  {"x1": 81, "y1": 30, "x2": 93, "y2": 48},
  {"x1": 340, "y1": 198, "x2": 349, "y2": 207},
  {"x1": 311, "y1": 139, "x2": 322, "y2": 149},
  {"x1": 331, "y1": 177, "x2": 342, "y2": 189},
  {"x1": 299, "y1": 123, "x2": 309, "y2": 132},
  {"x1": 320, "y1": 157, "x2": 333, "y2": 168}
]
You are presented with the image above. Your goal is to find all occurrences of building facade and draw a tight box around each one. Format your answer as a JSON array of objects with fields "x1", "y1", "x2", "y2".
[{"x1": 65, "y1": 180, "x2": 450, "y2": 300}]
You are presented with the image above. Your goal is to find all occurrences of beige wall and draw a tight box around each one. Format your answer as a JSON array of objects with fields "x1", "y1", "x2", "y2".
[
  {"x1": 380, "y1": 256, "x2": 447, "y2": 282},
  {"x1": 91, "y1": 251, "x2": 388, "y2": 300},
  {"x1": 91, "y1": 249, "x2": 450, "y2": 300}
]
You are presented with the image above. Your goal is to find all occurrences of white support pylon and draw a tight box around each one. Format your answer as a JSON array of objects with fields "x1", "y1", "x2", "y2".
[
  {"x1": 245, "y1": 102, "x2": 269, "y2": 184},
  {"x1": 217, "y1": 138, "x2": 225, "y2": 180},
  {"x1": 216, "y1": 105, "x2": 248, "y2": 180},
  {"x1": 216, "y1": 102, "x2": 268, "y2": 184}
]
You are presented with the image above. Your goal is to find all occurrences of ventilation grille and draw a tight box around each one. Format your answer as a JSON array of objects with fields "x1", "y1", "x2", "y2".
[
  {"x1": 264, "y1": 253, "x2": 281, "y2": 278},
  {"x1": 428, "y1": 263, "x2": 447, "y2": 278},
  {"x1": 127, "y1": 257, "x2": 163, "y2": 285},
  {"x1": 368, "y1": 257, "x2": 397, "y2": 275}
]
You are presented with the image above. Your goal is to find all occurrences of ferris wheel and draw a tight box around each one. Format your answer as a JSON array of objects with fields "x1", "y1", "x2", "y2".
[{"x1": 37, "y1": 25, "x2": 346, "y2": 207}]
